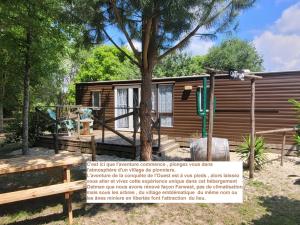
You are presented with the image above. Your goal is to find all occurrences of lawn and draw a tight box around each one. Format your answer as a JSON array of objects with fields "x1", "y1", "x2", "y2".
[{"x1": 0, "y1": 147, "x2": 299, "y2": 225}]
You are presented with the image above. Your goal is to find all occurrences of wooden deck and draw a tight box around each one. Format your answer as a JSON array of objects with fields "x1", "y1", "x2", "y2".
[{"x1": 36, "y1": 130, "x2": 160, "y2": 159}]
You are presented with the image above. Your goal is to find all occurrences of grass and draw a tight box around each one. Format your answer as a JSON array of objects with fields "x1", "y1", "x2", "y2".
[
  {"x1": 0, "y1": 137, "x2": 299, "y2": 225},
  {"x1": 0, "y1": 142, "x2": 23, "y2": 158},
  {"x1": 248, "y1": 180, "x2": 265, "y2": 188}
]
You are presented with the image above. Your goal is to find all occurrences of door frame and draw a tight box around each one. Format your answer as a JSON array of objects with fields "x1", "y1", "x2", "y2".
[{"x1": 114, "y1": 85, "x2": 141, "y2": 131}]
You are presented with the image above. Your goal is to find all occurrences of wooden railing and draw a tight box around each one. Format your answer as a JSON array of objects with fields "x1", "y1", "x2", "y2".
[
  {"x1": 256, "y1": 127, "x2": 299, "y2": 166},
  {"x1": 35, "y1": 105, "x2": 85, "y2": 153},
  {"x1": 93, "y1": 107, "x2": 161, "y2": 155},
  {"x1": 35, "y1": 105, "x2": 162, "y2": 158}
]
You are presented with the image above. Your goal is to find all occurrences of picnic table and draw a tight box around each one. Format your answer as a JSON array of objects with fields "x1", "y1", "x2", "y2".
[{"x1": 0, "y1": 153, "x2": 86, "y2": 224}]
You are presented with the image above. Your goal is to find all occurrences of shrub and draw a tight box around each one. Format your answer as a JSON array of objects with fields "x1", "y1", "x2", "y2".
[
  {"x1": 5, "y1": 111, "x2": 52, "y2": 146},
  {"x1": 236, "y1": 135, "x2": 267, "y2": 170},
  {"x1": 294, "y1": 134, "x2": 300, "y2": 156},
  {"x1": 288, "y1": 99, "x2": 300, "y2": 154},
  {"x1": 295, "y1": 134, "x2": 300, "y2": 145}
]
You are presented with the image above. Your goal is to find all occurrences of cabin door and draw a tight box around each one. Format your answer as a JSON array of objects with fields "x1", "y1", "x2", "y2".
[{"x1": 115, "y1": 86, "x2": 140, "y2": 131}]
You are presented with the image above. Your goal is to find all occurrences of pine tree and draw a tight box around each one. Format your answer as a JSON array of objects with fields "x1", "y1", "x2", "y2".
[{"x1": 69, "y1": 0, "x2": 256, "y2": 160}]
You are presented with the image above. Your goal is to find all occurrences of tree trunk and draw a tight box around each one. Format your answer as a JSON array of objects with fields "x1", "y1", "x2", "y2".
[
  {"x1": 0, "y1": 102, "x2": 3, "y2": 133},
  {"x1": 22, "y1": 28, "x2": 32, "y2": 155},
  {"x1": 0, "y1": 75, "x2": 5, "y2": 133},
  {"x1": 140, "y1": 68, "x2": 153, "y2": 161}
]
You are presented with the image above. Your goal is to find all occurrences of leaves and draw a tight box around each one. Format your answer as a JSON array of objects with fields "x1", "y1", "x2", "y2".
[
  {"x1": 153, "y1": 52, "x2": 205, "y2": 77},
  {"x1": 0, "y1": 0, "x2": 82, "y2": 112},
  {"x1": 67, "y1": 45, "x2": 140, "y2": 103},
  {"x1": 236, "y1": 135, "x2": 267, "y2": 170},
  {"x1": 203, "y1": 38, "x2": 263, "y2": 72}
]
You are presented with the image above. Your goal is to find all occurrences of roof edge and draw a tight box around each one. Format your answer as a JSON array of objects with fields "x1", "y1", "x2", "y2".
[{"x1": 76, "y1": 70, "x2": 300, "y2": 85}]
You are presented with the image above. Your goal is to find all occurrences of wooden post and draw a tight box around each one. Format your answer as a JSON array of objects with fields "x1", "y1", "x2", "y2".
[
  {"x1": 54, "y1": 134, "x2": 59, "y2": 154},
  {"x1": 36, "y1": 108, "x2": 39, "y2": 138},
  {"x1": 249, "y1": 78, "x2": 255, "y2": 179},
  {"x1": 207, "y1": 73, "x2": 215, "y2": 161},
  {"x1": 54, "y1": 107, "x2": 59, "y2": 154},
  {"x1": 77, "y1": 107, "x2": 80, "y2": 140},
  {"x1": 133, "y1": 108, "x2": 137, "y2": 145},
  {"x1": 91, "y1": 135, "x2": 96, "y2": 161},
  {"x1": 102, "y1": 108, "x2": 105, "y2": 143},
  {"x1": 63, "y1": 166, "x2": 73, "y2": 224},
  {"x1": 158, "y1": 115, "x2": 161, "y2": 150},
  {"x1": 281, "y1": 132, "x2": 286, "y2": 166}
]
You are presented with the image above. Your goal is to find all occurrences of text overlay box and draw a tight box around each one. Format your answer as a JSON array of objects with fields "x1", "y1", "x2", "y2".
[{"x1": 86, "y1": 161, "x2": 243, "y2": 203}]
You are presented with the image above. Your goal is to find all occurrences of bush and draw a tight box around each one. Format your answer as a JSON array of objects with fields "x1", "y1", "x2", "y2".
[
  {"x1": 5, "y1": 111, "x2": 52, "y2": 146},
  {"x1": 295, "y1": 134, "x2": 300, "y2": 145},
  {"x1": 236, "y1": 135, "x2": 267, "y2": 170},
  {"x1": 294, "y1": 134, "x2": 300, "y2": 156}
]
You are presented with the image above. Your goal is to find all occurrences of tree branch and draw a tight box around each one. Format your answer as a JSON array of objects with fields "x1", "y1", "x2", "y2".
[
  {"x1": 158, "y1": 1, "x2": 232, "y2": 61},
  {"x1": 142, "y1": 18, "x2": 152, "y2": 69},
  {"x1": 102, "y1": 28, "x2": 141, "y2": 68},
  {"x1": 110, "y1": 0, "x2": 141, "y2": 62},
  {"x1": 157, "y1": 24, "x2": 202, "y2": 61}
]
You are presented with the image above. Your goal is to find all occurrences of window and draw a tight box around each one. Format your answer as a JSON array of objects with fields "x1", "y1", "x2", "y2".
[
  {"x1": 158, "y1": 84, "x2": 173, "y2": 127},
  {"x1": 116, "y1": 88, "x2": 129, "y2": 128},
  {"x1": 92, "y1": 92, "x2": 101, "y2": 108},
  {"x1": 151, "y1": 85, "x2": 157, "y2": 112}
]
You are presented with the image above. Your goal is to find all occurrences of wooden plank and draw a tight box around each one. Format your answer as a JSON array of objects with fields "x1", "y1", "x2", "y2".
[
  {"x1": 256, "y1": 127, "x2": 299, "y2": 134},
  {"x1": 281, "y1": 132, "x2": 286, "y2": 166},
  {"x1": 207, "y1": 73, "x2": 215, "y2": 161},
  {"x1": 104, "y1": 111, "x2": 134, "y2": 124},
  {"x1": 0, "y1": 180, "x2": 86, "y2": 205},
  {"x1": 102, "y1": 124, "x2": 134, "y2": 145},
  {"x1": 0, "y1": 153, "x2": 85, "y2": 175},
  {"x1": 249, "y1": 78, "x2": 255, "y2": 179},
  {"x1": 63, "y1": 166, "x2": 73, "y2": 224},
  {"x1": 91, "y1": 135, "x2": 96, "y2": 161}
]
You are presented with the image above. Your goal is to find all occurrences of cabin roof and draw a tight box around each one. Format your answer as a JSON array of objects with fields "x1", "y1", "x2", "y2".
[{"x1": 76, "y1": 70, "x2": 300, "y2": 85}]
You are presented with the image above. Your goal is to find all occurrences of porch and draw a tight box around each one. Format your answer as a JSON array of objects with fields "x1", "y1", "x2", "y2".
[{"x1": 37, "y1": 130, "x2": 174, "y2": 159}]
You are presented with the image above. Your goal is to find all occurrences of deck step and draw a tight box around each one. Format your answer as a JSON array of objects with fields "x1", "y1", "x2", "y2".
[
  {"x1": 159, "y1": 139, "x2": 177, "y2": 149},
  {"x1": 160, "y1": 142, "x2": 180, "y2": 152},
  {"x1": 152, "y1": 135, "x2": 168, "y2": 145}
]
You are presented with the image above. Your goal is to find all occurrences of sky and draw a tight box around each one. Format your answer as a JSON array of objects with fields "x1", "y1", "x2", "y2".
[
  {"x1": 107, "y1": 0, "x2": 300, "y2": 72},
  {"x1": 184, "y1": 0, "x2": 300, "y2": 72}
]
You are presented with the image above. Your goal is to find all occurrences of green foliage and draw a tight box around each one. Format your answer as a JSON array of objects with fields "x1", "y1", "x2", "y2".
[
  {"x1": 294, "y1": 134, "x2": 300, "y2": 146},
  {"x1": 154, "y1": 53, "x2": 205, "y2": 77},
  {"x1": 288, "y1": 99, "x2": 300, "y2": 149},
  {"x1": 76, "y1": 45, "x2": 139, "y2": 81},
  {"x1": 236, "y1": 135, "x2": 267, "y2": 170},
  {"x1": 204, "y1": 39, "x2": 263, "y2": 72},
  {"x1": 5, "y1": 109, "x2": 53, "y2": 145},
  {"x1": 0, "y1": 0, "x2": 82, "y2": 114},
  {"x1": 5, "y1": 113, "x2": 39, "y2": 145},
  {"x1": 288, "y1": 99, "x2": 300, "y2": 120},
  {"x1": 67, "y1": 45, "x2": 140, "y2": 103},
  {"x1": 70, "y1": 0, "x2": 256, "y2": 67}
]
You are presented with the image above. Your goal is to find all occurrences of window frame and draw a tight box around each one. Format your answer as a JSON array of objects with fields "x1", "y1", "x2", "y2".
[
  {"x1": 157, "y1": 84, "x2": 174, "y2": 128},
  {"x1": 91, "y1": 91, "x2": 101, "y2": 108}
]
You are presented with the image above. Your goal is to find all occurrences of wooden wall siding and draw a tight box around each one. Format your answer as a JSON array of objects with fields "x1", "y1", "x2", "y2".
[
  {"x1": 76, "y1": 84, "x2": 115, "y2": 128},
  {"x1": 213, "y1": 74, "x2": 300, "y2": 144},
  {"x1": 76, "y1": 72, "x2": 300, "y2": 145}
]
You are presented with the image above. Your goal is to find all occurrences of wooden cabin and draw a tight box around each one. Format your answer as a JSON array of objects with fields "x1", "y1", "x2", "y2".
[{"x1": 75, "y1": 71, "x2": 300, "y2": 151}]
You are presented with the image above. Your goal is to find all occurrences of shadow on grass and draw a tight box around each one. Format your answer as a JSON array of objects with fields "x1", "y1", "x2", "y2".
[
  {"x1": 0, "y1": 143, "x2": 23, "y2": 159},
  {"x1": 0, "y1": 168, "x2": 146, "y2": 224},
  {"x1": 251, "y1": 196, "x2": 300, "y2": 225},
  {"x1": 0, "y1": 190, "x2": 144, "y2": 225}
]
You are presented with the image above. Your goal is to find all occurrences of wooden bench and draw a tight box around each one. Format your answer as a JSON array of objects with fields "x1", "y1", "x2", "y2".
[{"x1": 0, "y1": 153, "x2": 87, "y2": 224}]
